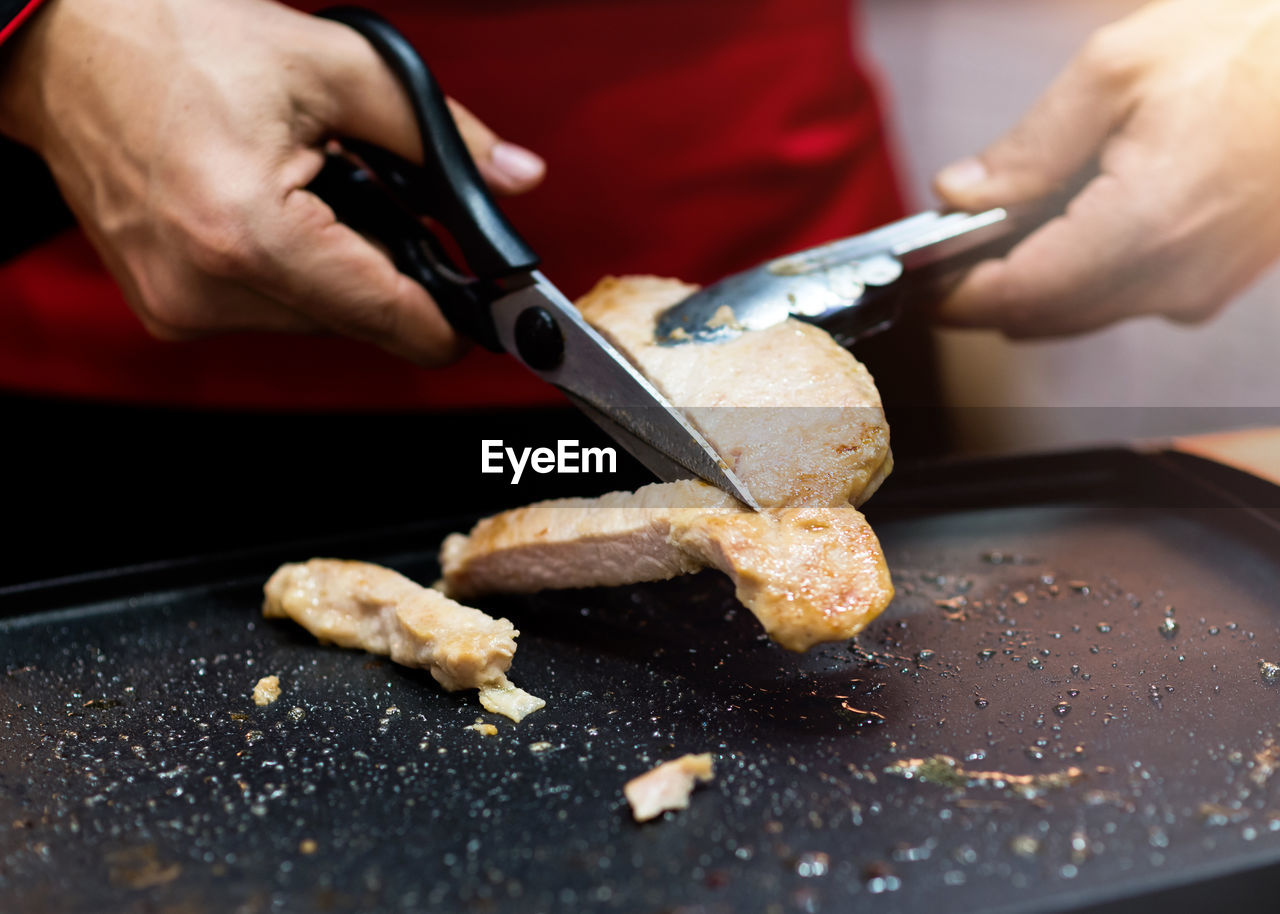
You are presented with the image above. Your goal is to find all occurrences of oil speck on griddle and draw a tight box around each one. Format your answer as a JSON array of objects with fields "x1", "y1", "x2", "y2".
[{"x1": 105, "y1": 844, "x2": 181, "y2": 889}]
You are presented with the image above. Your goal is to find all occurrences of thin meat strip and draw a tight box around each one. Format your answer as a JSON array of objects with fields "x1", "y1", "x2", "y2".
[
  {"x1": 263, "y1": 559, "x2": 544, "y2": 721},
  {"x1": 440, "y1": 480, "x2": 739, "y2": 597}
]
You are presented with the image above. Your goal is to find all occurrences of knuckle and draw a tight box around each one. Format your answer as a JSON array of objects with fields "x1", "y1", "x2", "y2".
[
  {"x1": 334, "y1": 287, "x2": 402, "y2": 343},
  {"x1": 1079, "y1": 24, "x2": 1143, "y2": 89},
  {"x1": 998, "y1": 302, "x2": 1043, "y2": 339}
]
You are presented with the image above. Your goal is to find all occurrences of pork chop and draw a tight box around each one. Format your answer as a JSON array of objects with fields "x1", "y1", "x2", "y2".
[
  {"x1": 576, "y1": 275, "x2": 893, "y2": 509},
  {"x1": 440, "y1": 276, "x2": 897, "y2": 651},
  {"x1": 441, "y1": 481, "x2": 894, "y2": 652}
]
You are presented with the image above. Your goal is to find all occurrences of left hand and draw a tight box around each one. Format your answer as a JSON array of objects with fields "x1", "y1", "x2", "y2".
[
  {"x1": 0, "y1": 0, "x2": 546, "y2": 366},
  {"x1": 932, "y1": 0, "x2": 1280, "y2": 338}
]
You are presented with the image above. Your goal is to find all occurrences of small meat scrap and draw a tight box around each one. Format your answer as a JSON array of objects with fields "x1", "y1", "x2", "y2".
[
  {"x1": 479, "y1": 679, "x2": 547, "y2": 722},
  {"x1": 624, "y1": 753, "x2": 715, "y2": 822},
  {"x1": 263, "y1": 559, "x2": 544, "y2": 722},
  {"x1": 252, "y1": 675, "x2": 281, "y2": 706}
]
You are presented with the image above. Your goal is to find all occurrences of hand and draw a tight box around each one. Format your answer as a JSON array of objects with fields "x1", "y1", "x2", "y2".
[
  {"x1": 0, "y1": 0, "x2": 545, "y2": 365},
  {"x1": 932, "y1": 0, "x2": 1280, "y2": 338}
]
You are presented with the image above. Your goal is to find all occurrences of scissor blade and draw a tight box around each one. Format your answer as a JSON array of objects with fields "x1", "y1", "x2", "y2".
[{"x1": 491, "y1": 272, "x2": 761, "y2": 511}]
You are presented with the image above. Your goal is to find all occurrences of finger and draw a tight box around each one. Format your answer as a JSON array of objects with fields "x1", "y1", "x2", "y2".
[
  {"x1": 934, "y1": 168, "x2": 1170, "y2": 338},
  {"x1": 934, "y1": 29, "x2": 1139, "y2": 212},
  {"x1": 306, "y1": 19, "x2": 422, "y2": 161},
  {"x1": 447, "y1": 97, "x2": 545, "y2": 195},
  {"x1": 310, "y1": 21, "x2": 544, "y2": 194},
  {"x1": 253, "y1": 185, "x2": 467, "y2": 366}
]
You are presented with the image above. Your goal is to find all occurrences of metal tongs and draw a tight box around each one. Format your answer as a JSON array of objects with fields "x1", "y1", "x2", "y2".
[
  {"x1": 308, "y1": 7, "x2": 760, "y2": 510},
  {"x1": 656, "y1": 205, "x2": 1044, "y2": 349}
]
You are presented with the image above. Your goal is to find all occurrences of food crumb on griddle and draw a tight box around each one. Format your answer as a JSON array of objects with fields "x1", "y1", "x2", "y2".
[
  {"x1": 105, "y1": 844, "x2": 181, "y2": 889},
  {"x1": 478, "y1": 679, "x2": 546, "y2": 722},
  {"x1": 1252, "y1": 739, "x2": 1280, "y2": 785},
  {"x1": 884, "y1": 754, "x2": 1098, "y2": 800},
  {"x1": 624, "y1": 753, "x2": 714, "y2": 822},
  {"x1": 1009, "y1": 834, "x2": 1041, "y2": 858},
  {"x1": 469, "y1": 720, "x2": 498, "y2": 736},
  {"x1": 251, "y1": 675, "x2": 281, "y2": 706}
]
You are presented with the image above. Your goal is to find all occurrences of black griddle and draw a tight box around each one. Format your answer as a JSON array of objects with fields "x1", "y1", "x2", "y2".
[{"x1": 5, "y1": 446, "x2": 1280, "y2": 913}]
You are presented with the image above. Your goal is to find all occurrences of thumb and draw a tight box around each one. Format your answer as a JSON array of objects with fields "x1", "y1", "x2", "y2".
[
  {"x1": 933, "y1": 37, "x2": 1134, "y2": 211},
  {"x1": 311, "y1": 19, "x2": 545, "y2": 194},
  {"x1": 446, "y1": 97, "x2": 546, "y2": 195}
]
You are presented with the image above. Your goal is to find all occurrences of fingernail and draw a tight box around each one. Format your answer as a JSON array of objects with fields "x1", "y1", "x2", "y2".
[
  {"x1": 490, "y1": 142, "x2": 545, "y2": 185},
  {"x1": 937, "y1": 156, "x2": 988, "y2": 194}
]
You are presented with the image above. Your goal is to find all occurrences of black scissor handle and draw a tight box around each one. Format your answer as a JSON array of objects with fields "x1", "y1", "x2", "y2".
[
  {"x1": 306, "y1": 153, "x2": 499, "y2": 348},
  {"x1": 309, "y1": 7, "x2": 538, "y2": 349}
]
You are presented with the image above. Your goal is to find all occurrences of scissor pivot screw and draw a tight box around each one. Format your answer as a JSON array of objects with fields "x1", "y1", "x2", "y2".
[{"x1": 515, "y1": 306, "x2": 565, "y2": 370}]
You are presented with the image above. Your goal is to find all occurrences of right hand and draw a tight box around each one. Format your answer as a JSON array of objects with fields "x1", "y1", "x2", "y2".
[
  {"x1": 931, "y1": 0, "x2": 1280, "y2": 339},
  {"x1": 0, "y1": 0, "x2": 545, "y2": 365}
]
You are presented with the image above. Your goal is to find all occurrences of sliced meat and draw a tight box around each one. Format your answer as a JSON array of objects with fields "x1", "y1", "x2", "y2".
[
  {"x1": 624, "y1": 753, "x2": 715, "y2": 822},
  {"x1": 439, "y1": 479, "x2": 738, "y2": 598},
  {"x1": 576, "y1": 275, "x2": 892, "y2": 509},
  {"x1": 263, "y1": 559, "x2": 544, "y2": 720},
  {"x1": 671, "y1": 505, "x2": 895, "y2": 652},
  {"x1": 440, "y1": 276, "x2": 896, "y2": 653},
  {"x1": 441, "y1": 481, "x2": 894, "y2": 652}
]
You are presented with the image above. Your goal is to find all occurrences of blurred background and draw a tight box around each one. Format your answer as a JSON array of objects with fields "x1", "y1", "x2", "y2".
[{"x1": 861, "y1": 0, "x2": 1280, "y2": 453}]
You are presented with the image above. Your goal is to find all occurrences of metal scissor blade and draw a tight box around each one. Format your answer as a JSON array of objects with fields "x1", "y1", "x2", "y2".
[{"x1": 491, "y1": 272, "x2": 761, "y2": 511}]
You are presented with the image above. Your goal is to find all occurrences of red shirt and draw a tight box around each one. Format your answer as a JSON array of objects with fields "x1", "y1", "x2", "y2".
[{"x1": 0, "y1": 0, "x2": 904, "y2": 409}]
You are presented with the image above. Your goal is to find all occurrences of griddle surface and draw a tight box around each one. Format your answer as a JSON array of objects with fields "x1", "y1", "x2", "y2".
[{"x1": 4, "y1": 454, "x2": 1280, "y2": 912}]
